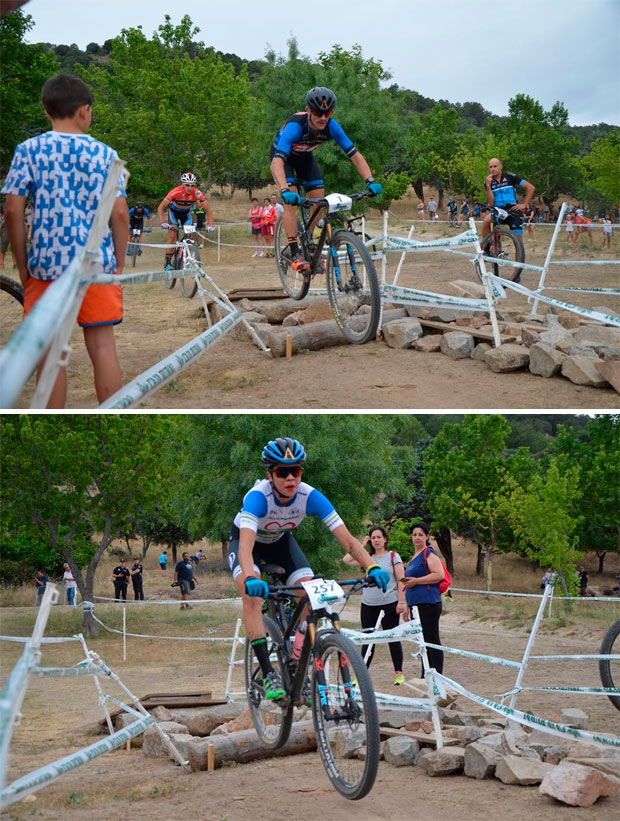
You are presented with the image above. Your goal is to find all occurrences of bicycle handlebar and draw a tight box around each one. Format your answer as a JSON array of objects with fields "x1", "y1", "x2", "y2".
[
  {"x1": 266, "y1": 576, "x2": 374, "y2": 599},
  {"x1": 299, "y1": 190, "x2": 371, "y2": 209}
]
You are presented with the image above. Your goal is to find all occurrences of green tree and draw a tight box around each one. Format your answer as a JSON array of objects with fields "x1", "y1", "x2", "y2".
[
  {"x1": 0, "y1": 10, "x2": 58, "y2": 175},
  {"x1": 84, "y1": 15, "x2": 253, "y2": 199},
  {"x1": 0, "y1": 415, "x2": 172, "y2": 635},
  {"x1": 579, "y1": 131, "x2": 620, "y2": 203},
  {"x1": 423, "y1": 415, "x2": 512, "y2": 584},
  {"x1": 497, "y1": 457, "x2": 582, "y2": 593},
  {"x1": 173, "y1": 414, "x2": 403, "y2": 577},
  {"x1": 489, "y1": 94, "x2": 581, "y2": 204}
]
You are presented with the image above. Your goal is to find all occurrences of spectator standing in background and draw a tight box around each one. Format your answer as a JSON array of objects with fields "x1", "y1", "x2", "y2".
[
  {"x1": 63, "y1": 562, "x2": 77, "y2": 605},
  {"x1": 427, "y1": 197, "x2": 437, "y2": 221},
  {"x1": 174, "y1": 551, "x2": 198, "y2": 610},
  {"x1": 417, "y1": 200, "x2": 425, "y2": 221},
  {"x1": 248, "y1": 197, "x2": 264, "y2": 257},
  {"x1": 565, "y1": 211, "x2": 575, "y2": 246},
  {"x1": 34, "y1": 569, "x2": 48, "y2": 606},
  {"x1": 602, "y1": 215, "x2": 613, "y2": 249},
  {"x1": 159, "y1": 550, "x2": 168, "y2": 576}
]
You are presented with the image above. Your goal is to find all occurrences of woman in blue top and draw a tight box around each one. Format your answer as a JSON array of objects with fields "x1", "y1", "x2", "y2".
[{"x1": 402, "y1": 522, "x2": 445, "y2": 675}]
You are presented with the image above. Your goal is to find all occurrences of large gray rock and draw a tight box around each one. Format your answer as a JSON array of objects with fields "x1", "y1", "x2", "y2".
[
  {"x1": 567, "y1": 757, "x2": 620, "y2": 780},
  {"x1": 428, "y1": 307, "x2": 476, "y2": 322},
  {"x1": 567, "y1": 344, "x2": 599, "y2": 358},
  {"x1": 448, "y1": 725, "x2": 488, "y2": 744},
  {"x1": 379, "y1": 709, "x2": 432, "y2": 728},
  {"x1": 600, "y1": 346, "x2": 620, "y2": 361},
  {"x1": 560, "y1": 708, "x2": 589, "y2": 730},
  {"x1": 114, "y1": 711, "x2": 146, "y2": 747},
  {"x1": 561, "y1": 356, "x2": 609, "y2": 387},
  {"x1": 142, "y1": 721, "x2": 189, "y2": 758},
  {"x1": 463, "y1": 736, "x2": 503, "y2": 779},
  {"x1": 573, "y1": 325, "x2": 620, "y2": 347},
  {"x1": 529, "y1": 343, "x2": 566, "y2": 377},
  {"x1": 591, "y1": 305, "x2": 619, "y2": 318},
  {"x1": 415, "y1": 746, "x2": 466, "y2": 775},
  {"x1": 495, "y1": 755, "x2": 554, "y2": 785},
  {"x1": 383, "y1": 318, "x2": 424, "y2": 349},
  {"x1": 472, "y1": 342, "x2": 492, "y2": 361},
  {"x1": 328, "y1": 727, "x2": 367, "y2": 758},
  {"x1": 444, "y1": 279, "x2": 486, "y2": 299},
  {"x1": 539, "y1": 760, "x2": 620, "y2": 807},
  {"x1": 384, "y1": 735, "x2": 419, "y2": 766},
  {"x1": 538, "y1": 326, "x2": 575, "y2": 349},
  {"x1": 440, "y1": 331, "x2": 474, "y2": 359},
  {"x1": 527, "y1": 728, "x2": 575, "y2": 757},
  {"x1": 484, "y1": 343, "x2": 530, "y2": 372},
  {"x1": 521, "y1": 327, "x2": 542, "y2": 347},
  {"x1": 167, "y1": 732, "x2": 194, "y2": 761}
]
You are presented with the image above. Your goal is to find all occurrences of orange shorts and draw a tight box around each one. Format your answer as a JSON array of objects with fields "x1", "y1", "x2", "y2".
[{"x1": 24, "y1": 275, "x2": 123, "y2": 328}]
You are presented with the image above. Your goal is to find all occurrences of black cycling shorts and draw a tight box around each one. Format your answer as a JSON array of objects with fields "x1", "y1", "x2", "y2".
[
  {"x1": 270, "y1": 149, "x2": 324, "y2": 193},
  {"x1": 228, "y1": 525, "x2": 313, "y2": 585},
  {"x1": 496, "y1": 206, "x2": 524, "y2": 233}
]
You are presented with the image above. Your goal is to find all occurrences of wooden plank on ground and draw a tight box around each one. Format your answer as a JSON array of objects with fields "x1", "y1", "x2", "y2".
[
  {"x1": 99, "y1": 692, "x2": 227, "y2": 725},
  {"x1": 418, "y1": 319, "x2": 515, "y2": 343},
  {"x1": 379, "y1": 726, "x2": 460, "y2": 746}
]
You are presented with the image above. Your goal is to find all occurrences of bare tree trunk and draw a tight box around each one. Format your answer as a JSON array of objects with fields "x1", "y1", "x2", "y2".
[
  {"x1": 170, "y1": 544, "x2": 178, "y2": 565},
  {"x1": 433, "y1": 527, "x2": 453, "y2": 573},
  {"x1": 411, "y1": 179, "x2": 424, "y2": 201},
  {"x1": 596, "y1": 551, "x2": 606, "y2": 573},
  {"x1": 476, "y1": 544, "x2": 485, "y2": 577}
]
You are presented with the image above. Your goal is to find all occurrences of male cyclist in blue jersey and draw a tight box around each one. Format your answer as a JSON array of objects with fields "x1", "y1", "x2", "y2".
[
  {"x1": 270, "y1": 87, "x2": 383, "y2": 275},
  {"x1": 482, "y1": 158, "x2": 535, "y2": 241},
  {"x1": 229, "y1": 437, "x2": 390, "y2": 700}
]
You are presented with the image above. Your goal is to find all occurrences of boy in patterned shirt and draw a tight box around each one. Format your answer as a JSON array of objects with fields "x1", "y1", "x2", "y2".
[{"x1": 2, "y1": 74, "x2": 128, "y2": 408}]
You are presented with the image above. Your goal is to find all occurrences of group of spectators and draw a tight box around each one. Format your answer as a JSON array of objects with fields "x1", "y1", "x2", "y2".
[
  {"x1": 248, "y1": 194, "x2": 283, "y2": 258},
  {"x1": 564, "y1": 206, "x2": 614, "y2": 249}
]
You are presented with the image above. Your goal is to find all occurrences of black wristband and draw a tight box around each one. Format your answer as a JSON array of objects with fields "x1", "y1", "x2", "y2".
[
  {"x1": 280, "y1": 187, "x2": 289, "y2": 194},
  {"x1": 244, "y1": 576, "x2": 256, "y2": 584}
]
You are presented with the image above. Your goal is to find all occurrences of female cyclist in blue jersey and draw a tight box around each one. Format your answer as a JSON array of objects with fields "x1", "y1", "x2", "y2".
[
  {"x1": 270, "y1": 87, "x2": 382, "y2": 275},
  {"x1": 229, "y1": 437, "x2": 390, "y2": 700}
]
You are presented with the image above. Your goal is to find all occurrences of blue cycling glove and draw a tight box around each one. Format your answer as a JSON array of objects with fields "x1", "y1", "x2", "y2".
[
  {"x1": 366, "y1": 179, "x2": 383, "y2": 197},
  {"x1": 366, "y1": 564, "x2": 390, "y2": 592},
  {"x1": 244, "y1": 577, "x2": 269, "y2": 598},
  {"x1": 281, "y1": 189, "x2": 302, "y2": 206}
]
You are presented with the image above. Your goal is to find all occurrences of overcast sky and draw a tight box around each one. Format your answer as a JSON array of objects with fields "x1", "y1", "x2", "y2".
[{"x1": 24, "y1": 0, "x2": 620, "y2": 126}]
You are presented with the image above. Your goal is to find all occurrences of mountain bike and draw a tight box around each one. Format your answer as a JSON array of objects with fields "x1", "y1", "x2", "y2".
[
  {"x1": 244, "y1": 570, "x2": 380, "y2": 800},
  {"x1": 599, "y1": 617, "x2": 620, "y2": 711},
  {"x1": 474, "y1": 202, "x2": 525, "y2": 282},
  {"x1": 164, "y1": 223, "x2": 201, "y2": 298},
  {"x1": 274, "y1": 190, "x2": 381, "y2": 344},
  {"x1": 127, "y1": 227, "x2": 142, "y2": 268},
  {"x1": 1, "y1": 274, "x2": 24, "y2": 349}
]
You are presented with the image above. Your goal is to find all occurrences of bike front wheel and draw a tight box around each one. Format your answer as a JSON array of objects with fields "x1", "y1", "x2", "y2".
[
  {"x1": 245, "y1": 616, "x2": 294, "y2": 749},
  {"x1": 481, "y1": 228, "x2": 525, "y2": 282},
  {"x1": 180, "y1": 245, "x2": 199, "y2": 298},
  {"x1": 274, "y1": 215, "x2": 310, "y2": 300},
  {"x1": 599, "y1": 618, "x2": 620, "y2": 712},
  {"x1": 312, "y1": 630, "x2": 380, "y2": 800},
  {"x1": 326, "y1": 230, "x2": 381, "y2": 344}
]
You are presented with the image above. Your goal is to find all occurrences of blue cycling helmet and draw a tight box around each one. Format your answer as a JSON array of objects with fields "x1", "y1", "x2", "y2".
[{"x1": 261, "y1": 438, "x2": 306, "y2": 468}]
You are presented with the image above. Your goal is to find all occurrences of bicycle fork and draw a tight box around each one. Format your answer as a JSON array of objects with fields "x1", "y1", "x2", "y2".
[{"x1": 308, "y1": 616, "x2": 359, "y2": 722}]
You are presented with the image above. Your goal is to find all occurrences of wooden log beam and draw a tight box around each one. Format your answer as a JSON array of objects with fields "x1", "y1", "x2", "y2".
[
  {"x1": 267, "y1": 309, "x2": 408, "y2": 357},
  {"x1": 187, "y1": 720, "x2": 317, "y2": 771}
]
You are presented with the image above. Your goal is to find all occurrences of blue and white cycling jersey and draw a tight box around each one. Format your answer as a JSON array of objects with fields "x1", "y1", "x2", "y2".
[
  {"x1": 233, "y1": 479, "x2": 344, "y2": 544},
  {"x1": 1, "y1": 131, "x2": 126, "y2": 281},
  {"x1": 490, "y1": 172, "x2": 526, "y2": 208},
  {"x1": 271, "y1": 113, "x2": 358, "y2": 161}
]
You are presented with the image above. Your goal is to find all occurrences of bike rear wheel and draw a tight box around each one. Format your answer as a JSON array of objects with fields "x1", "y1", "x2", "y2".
[
  {"x1": 481, "y1": 228, "x2": 525, "y2": 282},
  {"x1": 326, "y1": 230, "x2": 381, "y2": 344},
  {"x1": 130, "y1": 242, "x2": 138, "y2": 268},
  {"x1": 181, "y1": 244, "x2": 199, "y2": 298},
  {"x1": 0, "y1": 274, "x2": 24, "y2": 349},
  {"x1": 599, "y1": 618, "x2": 620, "y2": 711},
  {"x1": 312, "y1": 630, "x2": 380, "y2": 800},
  {"x1": 274, "y1": 215, "x2": 310, "y2": 300},
  {"x1": 245, "y1": 616, "x2": 294, "y2": 749}
]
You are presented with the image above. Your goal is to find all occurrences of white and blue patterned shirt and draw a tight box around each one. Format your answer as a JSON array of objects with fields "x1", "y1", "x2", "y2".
[
  {"x1": 234, "y1": 479, "x2": 344, "y2": 544},
  {"x1": 1, "y1": 131, "x2": 126, "y2": 281}
]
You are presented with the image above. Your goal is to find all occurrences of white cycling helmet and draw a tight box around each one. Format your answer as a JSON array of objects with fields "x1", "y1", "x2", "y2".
[{"x1": 181, "y1": 172, "x2": 197, "y2": 185}]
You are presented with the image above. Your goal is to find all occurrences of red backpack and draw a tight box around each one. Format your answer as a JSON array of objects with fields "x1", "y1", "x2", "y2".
[{"x1": 423, "y1": 547, "x2": 451, "y2": 595}]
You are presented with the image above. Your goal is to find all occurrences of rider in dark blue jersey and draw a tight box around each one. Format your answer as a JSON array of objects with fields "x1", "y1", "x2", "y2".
[
  {"x1": 482, "y1": 158, "x2": 535, "y2": 239},
  {"x1": 270, "y1": 87, "x2": 382, "y2": 274}
]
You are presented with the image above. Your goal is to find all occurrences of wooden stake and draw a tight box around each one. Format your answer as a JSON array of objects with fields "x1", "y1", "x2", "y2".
[
  {"x1": 285, "y1": 333, "x2": 293, "y2": 359},
  {"x1": 207, "y1": 743, "x2": 215, "y2": 772}
]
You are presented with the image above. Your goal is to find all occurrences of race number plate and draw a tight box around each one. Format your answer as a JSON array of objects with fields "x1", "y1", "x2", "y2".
[
  {"x1": 324, "y1": 193, "x2": 353, "y2": 214},
  {"x1": 302, "y1": 578, "x2": 345, "y2": 609},
  {"x1": 132, "y1": 228, "x2": 141, "y2": 235},
  {"x1": 184, "y1": 224, "x2": 196, "y2": 234}
]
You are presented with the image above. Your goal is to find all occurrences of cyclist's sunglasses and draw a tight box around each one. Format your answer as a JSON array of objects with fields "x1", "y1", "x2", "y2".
[
  {"x1": 311, "y1": 108, "x2": 333, "y2": 117},
  {"x1": 272, "y1": 465, "x2": 303, "y2": 479}
]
